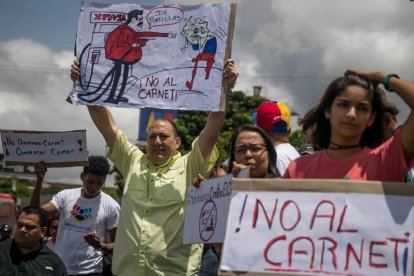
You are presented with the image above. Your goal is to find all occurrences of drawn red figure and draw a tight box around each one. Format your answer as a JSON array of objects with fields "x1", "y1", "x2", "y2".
[
  {"x1": 182, "y1": 17, "x2": 217, "y2": 90},
  {"x1": 103, "y1": 9, "x2": 176, "y2": 103}
]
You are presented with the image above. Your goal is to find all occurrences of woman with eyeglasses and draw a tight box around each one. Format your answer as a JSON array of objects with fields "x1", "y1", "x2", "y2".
[{"x1": 228, "y1": 124, "x2": 281, "y2": 178}]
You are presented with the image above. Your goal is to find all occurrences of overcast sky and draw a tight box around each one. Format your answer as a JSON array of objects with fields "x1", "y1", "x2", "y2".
[{"x1": 1, "y1": 0, "x2": 413, "y2": 185}]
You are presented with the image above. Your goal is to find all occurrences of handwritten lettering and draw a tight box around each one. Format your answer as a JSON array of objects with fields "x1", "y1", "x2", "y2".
[
  {"x1": 4, "y1": 136, "x2": 15, "y2": 145},
  {"x1": 264, "y1": 235, "x2": 409, "y2": 273},
  {"x1": 239, "y1": 195, "x2": 411, "y2": 274},
  {"x1": 92, "y1": 12, "x2": 126, "y2": 23},
  {"x1": 43, "y1": 139, "x2": 65, "y2": 146},
  {"x1": 147, "y1": 7, "x2": 183, "y2": 29},
  {"x1": 138, "y1": 88, "x2": 177, "y2": 101},
  {"x1": 15, "y1": 148, "x2": 46, "y2": 156},
  {"x1": 187, "y1": 181, "x2": 232, "y2": 205},
  {"x1": 51, "y1": 148, "x2": 74, "y2": 155},
  {"x1": 17, "y1": 139, "x2": 41, "y2": 146}
]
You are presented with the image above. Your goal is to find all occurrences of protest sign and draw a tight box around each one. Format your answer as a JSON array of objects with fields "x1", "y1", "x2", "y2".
[
  {"x1": 69, "y1": 2, "x2": 236, "y2": 111},
  {"x1": 220, "y1": 178, "x2": 414, "y2": 276},
  {"x1": 184, "y1": 174, "x2": 232, "y2": 244},
  {"x1": 1, "y1": 130, "x2": 88, "y2": 167}
]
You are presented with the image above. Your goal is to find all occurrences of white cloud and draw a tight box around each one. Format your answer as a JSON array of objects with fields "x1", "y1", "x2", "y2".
[
  {"x1": 0, "y1": 39, "x2": 138, "y2": 185},
  {"x1": 232, "y1": 0, "x2": 414, "y2": 118}
]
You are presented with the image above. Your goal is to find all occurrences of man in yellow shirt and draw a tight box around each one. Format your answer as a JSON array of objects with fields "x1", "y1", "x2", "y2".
[{"x1": 71, "y1": 59, "x2": 238, "y2": 275}]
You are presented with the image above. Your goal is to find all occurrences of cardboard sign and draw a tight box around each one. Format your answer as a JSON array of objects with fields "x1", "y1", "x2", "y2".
[
  {"x1": 69, "y1": 2, "x2": 237, "y2": 111},
  {"x1": 1, "y1": 130, "x2": 88, "y2": 167},
  {"x1": 184, "y1": 174, "x2": 232, "y2": 244},
  {"x1": 220, "y1": 179, "x2": 414, "y2": 276}
]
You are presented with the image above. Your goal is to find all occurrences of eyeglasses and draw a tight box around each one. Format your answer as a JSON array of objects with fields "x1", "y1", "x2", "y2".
[{"x1": 234, "y1": 144, "x2": 266, "y2": 155}]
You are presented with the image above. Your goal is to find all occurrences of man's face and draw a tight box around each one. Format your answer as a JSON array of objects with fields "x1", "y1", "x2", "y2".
[
  {"x1": 130, "y1": 15, "x2": 143, "y2": 31},
  {"x1": 147, "y1": 120, "x2": 181, "y2": 166},
  {"x1": 14, "y1": 212, "x2": 45, "y2": 251},
  {"x1": 81, "y1": 173, "x2": 106, "y2": 198}
]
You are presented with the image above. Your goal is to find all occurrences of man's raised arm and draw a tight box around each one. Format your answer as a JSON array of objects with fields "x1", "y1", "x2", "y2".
[
  {"x1": 87, "y1": 106, "x2": 118, "y2": 149},
  {"x1": 198, "y1": 59, "x2": 238, "y2": 160},
  {"x1": 30, "y1": 162, "x2": 58, "y2": 217},
  {"x1": 70, "y1": 60, "x2": 119, "y2": 149}
]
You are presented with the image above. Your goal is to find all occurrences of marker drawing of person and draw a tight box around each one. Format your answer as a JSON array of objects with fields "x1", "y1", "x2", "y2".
[{"x1": 182, "y1": 17, "x2": 217, "y2": 90}]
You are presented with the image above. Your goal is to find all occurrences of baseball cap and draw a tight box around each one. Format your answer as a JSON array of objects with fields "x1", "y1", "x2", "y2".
[{"x1": 254, "y1": 101, "x2": 291, "y2": 133}]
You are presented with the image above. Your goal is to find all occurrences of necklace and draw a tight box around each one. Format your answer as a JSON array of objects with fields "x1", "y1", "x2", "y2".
[{"x1": 328, "y1": 141, "x2": 361, "y2": 150}]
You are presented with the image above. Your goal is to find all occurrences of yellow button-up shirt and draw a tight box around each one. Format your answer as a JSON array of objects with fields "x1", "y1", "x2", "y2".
[{"x1": 109, "y1": 130, "x2": 218, "y2": 276}]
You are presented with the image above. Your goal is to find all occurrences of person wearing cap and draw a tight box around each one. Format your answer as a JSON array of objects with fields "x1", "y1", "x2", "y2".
[
  {"x1": 0, "y1": 224, "x2": 12, "y2": 242},
  {"x1": 254, "y1": 101, "x2": 300, "y2": 176}
]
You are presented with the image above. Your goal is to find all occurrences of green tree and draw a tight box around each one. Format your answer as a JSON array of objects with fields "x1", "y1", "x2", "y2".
[
  {"x1": 0, "y1": 178, "x2": 31, "y2": 202},
  {"x1": 289, "y1": 129, "x2": 307, "y2": 150}
]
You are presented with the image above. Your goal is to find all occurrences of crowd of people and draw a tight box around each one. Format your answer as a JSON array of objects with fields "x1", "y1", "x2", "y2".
[{"x1": 1, "y1": 49, "x2": 414, "y2": 276}]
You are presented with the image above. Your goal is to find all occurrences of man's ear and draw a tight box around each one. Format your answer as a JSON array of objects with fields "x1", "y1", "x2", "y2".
[
  {"x1": 80, "y1": 172, "x2": 85, "y2": 182},
  {"x1": 175, "y1": 137, "x2": 182, "y2": 149}
]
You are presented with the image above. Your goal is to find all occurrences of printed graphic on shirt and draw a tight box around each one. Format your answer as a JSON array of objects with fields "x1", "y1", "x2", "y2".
[
  {"x1": 70, "y1": 204, "x2": 93, "y2": 222},
  {"x1": 62, "y1": 204, "x2": 95, "y2": 233}
]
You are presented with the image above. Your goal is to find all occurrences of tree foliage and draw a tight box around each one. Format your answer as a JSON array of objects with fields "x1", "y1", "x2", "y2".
[
  {"x1": 289, "y1": 129, "x2": 307, "y2": 150},
  {"x1": 0, "y1": 179, "x2": 31, "y2": 202}
]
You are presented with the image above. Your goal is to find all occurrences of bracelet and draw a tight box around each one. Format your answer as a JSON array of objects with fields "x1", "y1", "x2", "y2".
[{"x1": 383, "y1": 74, "x2": 400, "y2": 92}]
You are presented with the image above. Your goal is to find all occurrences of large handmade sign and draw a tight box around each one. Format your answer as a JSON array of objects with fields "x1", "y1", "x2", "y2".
[
  {"x1": 220, "y1": 179, "x2": 414, "y2": 276},
  {"x1": 0, "y1": 130, "x2": 88, "y2": 167},
  {"x1": 69, "y1": 2, "x2": 236, "y2": 111}
]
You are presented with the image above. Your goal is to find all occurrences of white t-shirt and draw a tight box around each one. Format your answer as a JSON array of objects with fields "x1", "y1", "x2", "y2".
[
  {"x1": 50, "y1": 188, "x2": 120, "y2": 275},
  {"x1": 275, "y1": 143, "x2": 300, "y2": 176}
]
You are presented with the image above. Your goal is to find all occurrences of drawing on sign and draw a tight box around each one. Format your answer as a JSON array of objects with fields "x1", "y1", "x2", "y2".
[
  {"x1": 199, "y1": 199, "x2": 217, "y2": 241},
  {"x1": 181, "y1": 17, "x2": 217, "y2": 90},
  {"x1": 77, "y1": 9, "x2": 177, "y2": 104},
  {"x1": 70, "y1": 2, "x2": 234, "y2": 111}
]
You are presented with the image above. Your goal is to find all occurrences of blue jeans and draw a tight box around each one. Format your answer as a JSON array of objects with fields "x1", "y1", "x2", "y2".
[{"x1": 199, "y1": 245, "x2": 220, "y2": 276}]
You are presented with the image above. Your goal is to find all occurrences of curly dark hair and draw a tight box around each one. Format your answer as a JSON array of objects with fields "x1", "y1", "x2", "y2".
[
  {"x1": 228, "y1": 124, "x2": 280, "y2": 178},
  {"x1": 83, "y1": 156, "x2": 110, "y2": 176},
  {"x1": 301, "y1": 74, "x2": 391, "y2": 149}
]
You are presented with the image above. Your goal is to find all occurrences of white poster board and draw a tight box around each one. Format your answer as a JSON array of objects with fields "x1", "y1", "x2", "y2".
[
  {"x1": 220, "y1": 179, "x2": 414, "y2": 276},
  {"x1": 0, "y1": 130, "x2": 88, "y2": 167},
  {"x1": 184, "y1": 174, "x2": 232, "y2": 244},
  {"x1": 69, "y1": 2, "x2": 236, "y2": 111}
]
